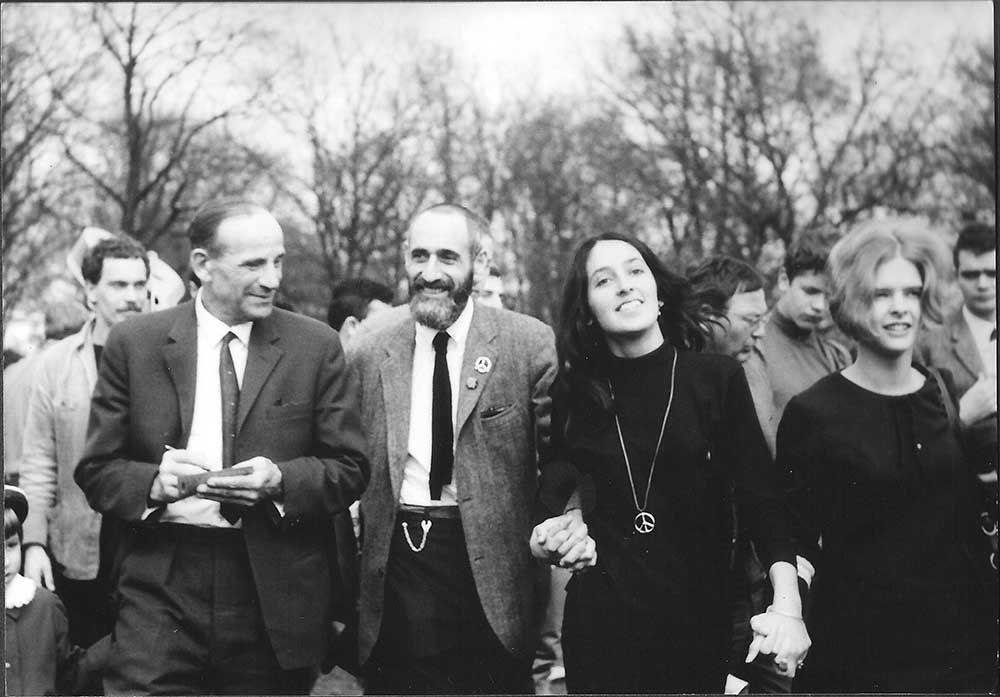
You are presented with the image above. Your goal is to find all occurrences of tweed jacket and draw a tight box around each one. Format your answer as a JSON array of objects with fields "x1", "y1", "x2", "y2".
[
  {"x1": 74, "y1": 302, "x2": 370, "y2": 669},
  {"x1": 347, "y1": 304, "x2": 557, "y2": 664},
  {"x1": 20, "y1": 320, "x2": 102, "y2": 579}
]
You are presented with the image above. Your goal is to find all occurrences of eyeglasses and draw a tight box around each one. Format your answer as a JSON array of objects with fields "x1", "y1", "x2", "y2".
[{"x1": 958, "y1": 269, "x2": 997, "y2": 281}]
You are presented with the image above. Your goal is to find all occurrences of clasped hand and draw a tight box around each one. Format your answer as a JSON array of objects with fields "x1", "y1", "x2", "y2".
[
  {"x1": 745, "y1": 608, "x2": 811, "y2": 678},
  {"x1": 149, "y1": 448, "x2": 283, "y2": 506},
  {"x1": 530, "y1": 510, "x2": 597, "y2": 573}
]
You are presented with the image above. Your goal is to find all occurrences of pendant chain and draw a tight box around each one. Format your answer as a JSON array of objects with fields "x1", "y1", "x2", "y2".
[{"x1": 608, "y1": 349, "x2": 678, "y2": 532}]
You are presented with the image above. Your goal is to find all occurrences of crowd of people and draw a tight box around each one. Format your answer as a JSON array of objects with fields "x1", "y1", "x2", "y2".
[{"x1": 2, "y1": 198, "x2": 997, "y2": 696}]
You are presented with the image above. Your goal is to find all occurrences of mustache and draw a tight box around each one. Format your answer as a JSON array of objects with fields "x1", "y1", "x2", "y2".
[
  {"x1": 413, "y1": 276, "x2": 456, "y2": 293},
  {"x1": 119, "y1": 302, "x2": 144, "y2": 312}
]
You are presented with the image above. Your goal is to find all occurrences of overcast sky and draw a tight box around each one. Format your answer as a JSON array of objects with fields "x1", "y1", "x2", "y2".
[{"x1": 244, "y1": 1, "x2": 993, "y2": 104}]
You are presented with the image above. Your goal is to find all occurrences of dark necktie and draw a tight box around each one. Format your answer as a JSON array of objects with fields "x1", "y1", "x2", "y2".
[
  {"x1": 990, "y1": 327, "x2": 996, "y2": 342},
  {"x1": 220, "y1": 332, "x2": 241, "y2": 523},
  {"x1": 429, "y1": 331, "x2": 453, "y2": 500}
]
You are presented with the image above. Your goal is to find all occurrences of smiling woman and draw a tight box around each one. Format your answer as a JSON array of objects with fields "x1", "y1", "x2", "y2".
[
  {"x1": 778, "y1": 219, "x2": 998, "y2": 692},
  {"x1": 531, "y1": 232, "x2": 811, "y2": 693}
]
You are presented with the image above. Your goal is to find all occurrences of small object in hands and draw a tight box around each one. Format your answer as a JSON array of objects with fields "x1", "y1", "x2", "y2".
[{"x1": 177, "y1": 467, "x2": 248, "y2": 498}]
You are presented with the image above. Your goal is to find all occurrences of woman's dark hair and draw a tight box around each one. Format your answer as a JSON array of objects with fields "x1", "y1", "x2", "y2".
[{"x1": 556, "y1": 232, "x2": 707, "y2": 415}]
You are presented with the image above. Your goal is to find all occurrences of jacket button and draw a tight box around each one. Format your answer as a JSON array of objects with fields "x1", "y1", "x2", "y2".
[{"x1": 916, "y1": 442, "x2": 922, "y2": 451}]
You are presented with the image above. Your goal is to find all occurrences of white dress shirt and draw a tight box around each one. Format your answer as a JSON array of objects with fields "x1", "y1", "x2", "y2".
[
  {"x1": 963, "y1": 306, "x2": 997, "y2": 377},
  {"x1": 399, "y1": 300, "x2": 475, "y2": 506},
  {"x1": 160, "y1": 291, "x2": 252, "y2": 526}
]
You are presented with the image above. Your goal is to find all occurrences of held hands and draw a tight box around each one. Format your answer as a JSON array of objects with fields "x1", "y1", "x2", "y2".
[
  {"x1": 746, "y1": 607, "x2": 811, "y2": 679},
  {"x1": 959, "y1": 373, "x2": 998, "y2": 425},
  {"x1": 195, "y1": 456, "x2": 283, "y2": 507},
  {"x1": 530, "y1": 509, "x2": 597, "y2": 573},
  {"x1": 149, "y1": 448, "x2": 210, "y2": 504},
  {"x1": 23, "y1": 545, "x2": 54, "y2": 590}
]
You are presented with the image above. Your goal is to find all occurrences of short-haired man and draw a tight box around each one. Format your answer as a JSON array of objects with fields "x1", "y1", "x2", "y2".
[
  {"x1": 690, "y1": 256, "x2": 774, "y2": 444},
  {"x1": 75, "y1": 200, "x2": 370, "y2": 694},
  {"x1": 744, "y1": 235, "x2": 851, "y2": 450},
  {"x1": 690, "y1": 256, "x2": 803, "y2": 694},
  {"x1": 20, "y1": 235, "x2": 149, "y2": 648},
  {"x1": 473, "y1": 265, "x2": 507, "y2": 309},
  {"x1": 327, "y1": 278, "x2": 395, "y2": 346},
  {"x1": 918, "y1": 222, "x2": 997, "y2": 475},
  {"x1": 348, "y1": 203, "x2": 568, "y2": 694},
  {"x1": 4, "y1": 298, "x2": 90, "y2": 485}
]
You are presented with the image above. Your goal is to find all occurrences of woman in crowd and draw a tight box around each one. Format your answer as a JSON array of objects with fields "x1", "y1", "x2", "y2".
[
  {"x1": 776, "y1": 220, "x2": 998, "y2": 692},
  {"x1": 530, "y1": 232, "x2": 809, "y2": 693}
]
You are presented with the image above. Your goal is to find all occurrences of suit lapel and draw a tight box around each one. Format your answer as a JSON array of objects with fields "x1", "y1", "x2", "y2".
[
  {"x1": 951, "y1": 315, "x2": 983, "y2": 380},
  {"x1": 380, "y1": 317, "x2": 416, "y2": 498},
  {"x1": 238, "y1": 316, "x2": 283, "y2": 433},
  {"x1": 456, "y1": 307, "x2": 499, "y2": 436},
  {"x1": 162, "y1": 306, "x2": 199, "y2": 442}
]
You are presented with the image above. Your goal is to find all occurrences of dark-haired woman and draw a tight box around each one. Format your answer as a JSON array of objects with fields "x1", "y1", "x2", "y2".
[
  {"x1": 530, "y1": 233, "x2": 809, "y2": 694},
  {"x1": 778, "y1": 219, "x2": 997, "y2": 693}
]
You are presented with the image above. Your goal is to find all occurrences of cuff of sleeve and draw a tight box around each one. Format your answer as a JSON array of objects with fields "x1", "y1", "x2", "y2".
[{"x1": 141, "y1": 506, "x2": 162, "y2": 521}]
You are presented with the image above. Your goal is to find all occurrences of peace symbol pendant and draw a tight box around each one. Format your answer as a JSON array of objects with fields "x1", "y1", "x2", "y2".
[{"x1": 634, "y1": 511, "x2": 656, "y2": 534}]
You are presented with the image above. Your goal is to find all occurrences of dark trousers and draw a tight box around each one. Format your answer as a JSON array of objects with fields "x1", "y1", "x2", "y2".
[
  {"x1": 53, "y1": 569, "x2": 113, "y2": 648},
  {"x1": 104, "y1": 523, "x2": 315, "y2": 696},
  {"x1": 53, "y1": 515, "x2": 118, "y2": 648},
  {"x1": 364, "y1": 508, "x2": 532, "y2": 695}
]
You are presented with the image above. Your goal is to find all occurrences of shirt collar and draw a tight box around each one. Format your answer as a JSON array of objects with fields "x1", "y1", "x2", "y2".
[
  {"x1": 414, "y1": 298, "x2": 475, "y2": 347},
  {"x1": 962, "y1": 305, "x2": 996, "y2": 340},
  {"x1": 195, "y1": 290, "x2": 254, "y2": 347},
  {"x1": 5, "y1": 573, "x2": 36, "y2": 609}
]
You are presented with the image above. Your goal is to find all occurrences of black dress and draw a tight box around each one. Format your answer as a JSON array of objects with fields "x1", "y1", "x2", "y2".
[
  {"x1": 545, "y1": 344, "x2": 794, "y2": 694},
  {"x1": 777, "y1": 367, "x2": 998, "y2": 693}
]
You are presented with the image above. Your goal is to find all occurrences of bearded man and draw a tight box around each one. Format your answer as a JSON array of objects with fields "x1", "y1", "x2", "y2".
[{"x1": 346, "y1": 203, "x2": 563, "y2": 694}]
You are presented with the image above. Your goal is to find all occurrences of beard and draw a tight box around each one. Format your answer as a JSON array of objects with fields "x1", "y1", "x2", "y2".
[{"x1": 409, "y1": 271, "x2": 474, "y2": 330}]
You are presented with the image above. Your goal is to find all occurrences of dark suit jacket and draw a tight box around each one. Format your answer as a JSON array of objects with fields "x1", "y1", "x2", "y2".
[
  {"x1": 75, "y1": 302, "x2": 370, "y2": 670},
  {"x1": 918, "y1": 308, "x2": 997, "y2": 472},
  {"x1": 347, "y1": 304, "x2": 557, "y2": 665}
]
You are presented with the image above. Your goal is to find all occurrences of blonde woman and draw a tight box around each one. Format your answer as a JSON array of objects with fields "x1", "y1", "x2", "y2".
[{"x1": 778, "y1": 220, "x2": 998, "y2": 692}]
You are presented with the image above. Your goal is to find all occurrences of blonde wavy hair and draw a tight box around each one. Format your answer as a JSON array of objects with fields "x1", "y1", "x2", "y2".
[{"x1": 828, "y1": 217, "x2": 952, "y2": 345}]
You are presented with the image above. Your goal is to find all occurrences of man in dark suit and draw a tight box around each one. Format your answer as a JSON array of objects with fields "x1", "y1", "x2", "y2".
[
  {"x1": 348, "y1": 204, "x2": 590, "y2": 694},
  {"x1": 918, "y1": 222, "x2": 996, "y2": 475},
  {"x1": 75, "y1": 200, "x2": 370, "y2": 695}
]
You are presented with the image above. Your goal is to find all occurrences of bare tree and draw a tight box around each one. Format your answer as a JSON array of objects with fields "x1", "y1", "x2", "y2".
[
  {"x1": 57, "y1": 2, "x2": 277, "y2": 263},
  {"x1": 1, "y1": 5, "x2": 95, "y2": 319},
  {"x1": 500, "y1": 100, "x2": 647, "y2": 321},
  {"x1": 942, "y1": 38, "x2": 995, "y2": 218},
  {"x1": 608, "y1": 3, "x2": 939, "y2": 263},
  {"x1": 269, "y1": 32, "x2": 428, "y2": 301}
]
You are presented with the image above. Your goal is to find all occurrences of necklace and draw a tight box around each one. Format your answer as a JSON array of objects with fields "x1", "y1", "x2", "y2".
[{"x1": 608, "y1": 348, "x2": 678, "y2": 534}]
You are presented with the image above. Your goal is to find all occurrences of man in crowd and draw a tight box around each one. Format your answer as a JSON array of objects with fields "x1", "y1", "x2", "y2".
[
  {"x1": 690, "y1": 255, "x2": 805, "y2": 695},
  {"x1": 4, "y1": 300, "x2": 90, "y2": 485},
  {"x1": 19, "y1": 236, "x2": 149, "y2": 648},
  {"x1": 744, "y1": 235, "x2": 851, "y2": 450},
  {"x1": 690, "y1": 255, "x2": 771, "y2": 447},
  {"x1": 327, "y1": 278, "x2": 395, "y2": 347},
  {"x1": 473, "y1": 265, "x2": 507, "y2": 309},
  {"x1": 348, "y1": 203, "x2": 573, "y2": 694},
  {"x1": 919, "y1": 221, "x2": 997, "y2": 476},
  {"x1": 75, "y1": 199, "x2": 370, "y2": 694}
]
